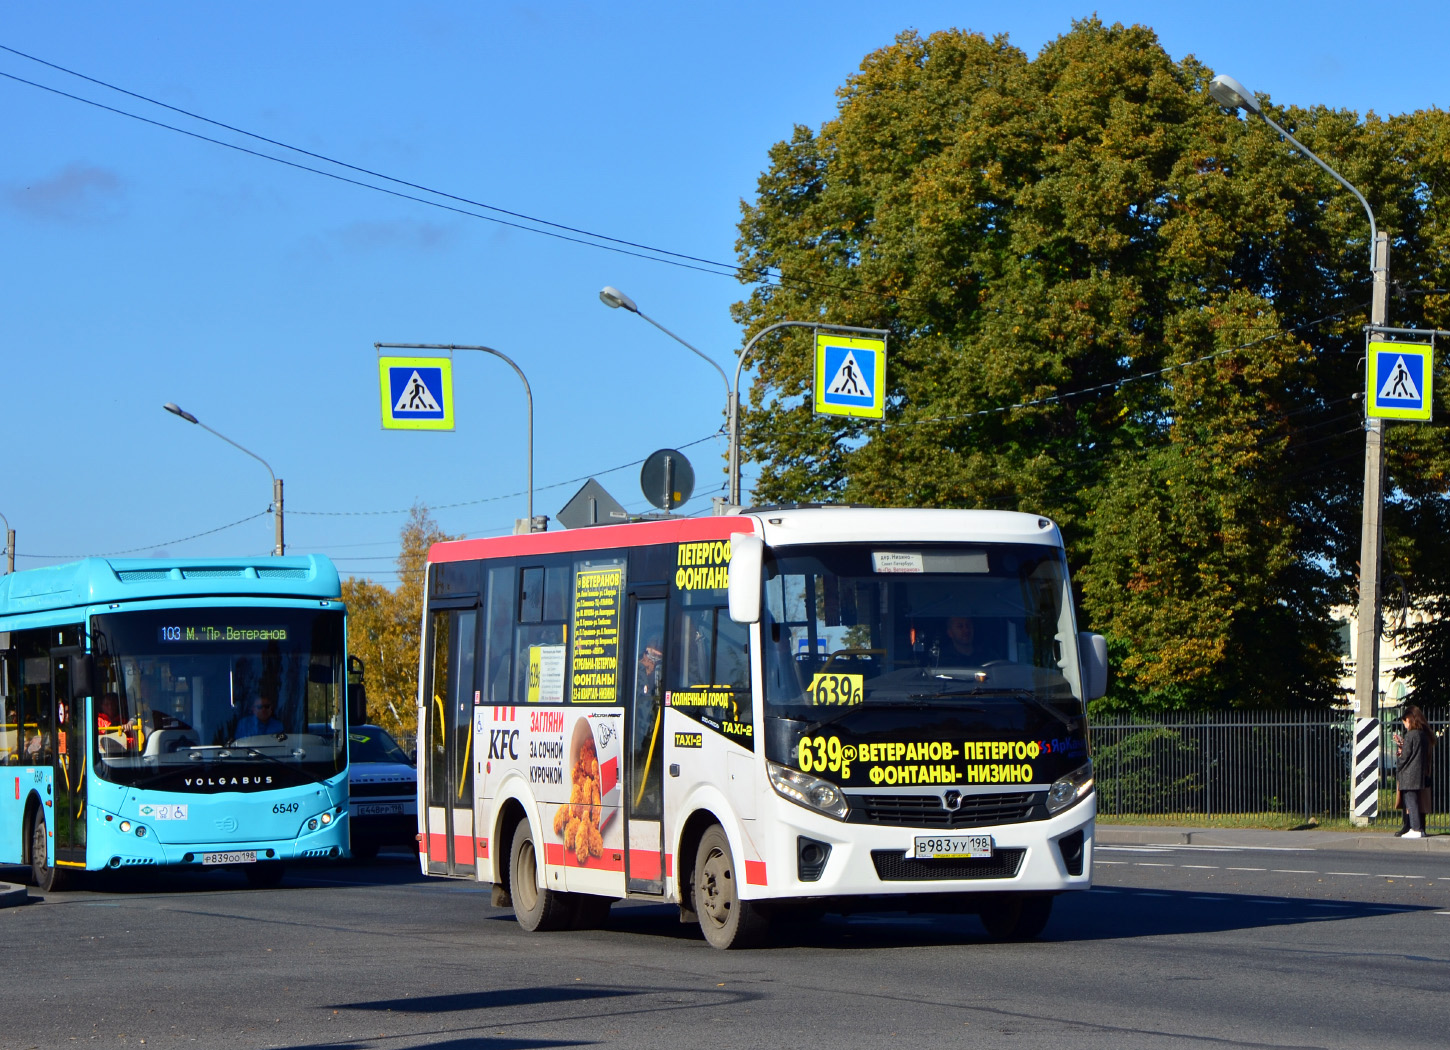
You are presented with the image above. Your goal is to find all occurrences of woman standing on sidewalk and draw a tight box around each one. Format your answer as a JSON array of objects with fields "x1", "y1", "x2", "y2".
[{"x1": 1396, "y1": 706, "x2": 1435, "y2": 839}]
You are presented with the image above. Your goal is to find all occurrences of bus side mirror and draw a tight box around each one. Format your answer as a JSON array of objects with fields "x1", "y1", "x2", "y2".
[
  {"x1": 728, "y1": 533, "x2": 764, "y2": 625},
  {"x1": 1078, "y1": 632, "x2": 1108, "y2": 701},
  {"x1": 347, "y1": 655, "x2": 368, "y2": 726},
  {"x1": 71, "y1": 654, "x2": 96, "y2": 698}
]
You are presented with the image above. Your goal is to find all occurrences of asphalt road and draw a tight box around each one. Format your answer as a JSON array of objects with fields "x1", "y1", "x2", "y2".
[{"x1": 2, "y1": 841, "x2": 1446, "y2": 1050}]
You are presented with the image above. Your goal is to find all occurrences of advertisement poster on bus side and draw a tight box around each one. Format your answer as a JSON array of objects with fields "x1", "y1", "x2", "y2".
[{"x1": 571, "y1": 564, "x2": 624, "y2": 703}]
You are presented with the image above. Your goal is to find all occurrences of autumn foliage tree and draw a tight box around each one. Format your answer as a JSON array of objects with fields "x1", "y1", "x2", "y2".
[
  {"x1": 733, "y1": 19, "x2": 1450, "y2": 711},
  {"x1": 340, "y1": 505, "x2": 454, "y2": 745}
]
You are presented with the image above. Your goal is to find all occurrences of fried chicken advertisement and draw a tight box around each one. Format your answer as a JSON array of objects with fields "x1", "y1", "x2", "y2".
[{"x1": 552, "y1": 734, "x2": 603, "y2": 864}]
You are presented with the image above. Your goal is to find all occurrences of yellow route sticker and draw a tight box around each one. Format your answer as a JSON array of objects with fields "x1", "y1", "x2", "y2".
[{"x1": 807, "y1": 672, "x2": 864, "y2": 706}]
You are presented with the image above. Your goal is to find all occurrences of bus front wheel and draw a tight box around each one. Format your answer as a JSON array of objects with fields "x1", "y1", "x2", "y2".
[
  {"x1": 693, "y1": 826, "x2": 767, "y2": 949},
  {"x1": 29, "y1": 810, "x2": 67, "y2": 893},
  {"x1": 508, "y1": 823, "x2": 571, "y2": 932}
]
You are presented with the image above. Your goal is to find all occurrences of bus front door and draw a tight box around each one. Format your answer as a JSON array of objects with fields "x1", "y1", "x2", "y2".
[
  {"x1": 624, "y1": 593, "x2": 666, "y2": 894},
  {"x1": 423, "y1": 606, "x2": 478, "y2": 876},
  {"x1": 52, "y1": 653, "x2": 86, "y2": 865}
]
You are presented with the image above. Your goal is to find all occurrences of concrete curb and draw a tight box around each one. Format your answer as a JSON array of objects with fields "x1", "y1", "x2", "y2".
[
  {"x1": 0, "y1": 882, "x2": 28, "y2": 908},
  {"x1": 1097, "y1": 824, "x2": 1450, "y2": 852}
]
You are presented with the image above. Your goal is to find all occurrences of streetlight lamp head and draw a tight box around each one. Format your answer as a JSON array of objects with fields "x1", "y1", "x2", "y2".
[
  {"x1": 1209, "y1": 74, "x2": 1262, "y2": 117},
  {"x1": 599, "y1": 286, "x2": 638, "y2": 313},
  {"x1": 163, "y1": 402, "x2": 199, "y2": 425}
]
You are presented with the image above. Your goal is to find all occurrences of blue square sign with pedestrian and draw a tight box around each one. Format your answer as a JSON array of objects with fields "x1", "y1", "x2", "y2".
[
  {"x1": 1366, "y1": 340, "x2": 1433, "y2": 422},
  {"x1": 814, "y1": 333, "x2": 887, "y2": 420},
  {"x1": 379, "y1": 356, "x2": 454, "y2": 430}
]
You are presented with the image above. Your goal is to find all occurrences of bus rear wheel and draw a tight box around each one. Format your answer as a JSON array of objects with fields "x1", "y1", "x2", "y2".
[
  {"x1": 508, "y1": 823, "x2": 571, "y2": 932},
  {"x1": 29, "y1": 810, "x2": 67, "y2": 893},
  {"x1": 980, "y1": 893, "x2": 1053, "y2": 941},
  {"x1": 693, "y1": 826, "x2": 767, "y2": 949}
]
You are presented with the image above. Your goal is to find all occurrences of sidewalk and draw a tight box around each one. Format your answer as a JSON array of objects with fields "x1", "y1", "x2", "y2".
[{"x1": 1097, "y1": 823, "x2": 1450, "y2": 852}]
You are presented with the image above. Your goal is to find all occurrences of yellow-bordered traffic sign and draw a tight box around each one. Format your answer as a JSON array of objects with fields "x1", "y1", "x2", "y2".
[
  {"x1": 814, "y1": 333, "x2": 887, "y2": 419},
  {"x1": 380, "y1": 356, "x2": 454, "y2": 430},
  {"x1": 1366, "y1": 340, "x2": 1433, "y2": 422}
]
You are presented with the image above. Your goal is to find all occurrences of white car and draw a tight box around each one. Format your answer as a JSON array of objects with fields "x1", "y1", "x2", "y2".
[{"x1": 347, "y1": 724, "x2": 417, "y2": 861}]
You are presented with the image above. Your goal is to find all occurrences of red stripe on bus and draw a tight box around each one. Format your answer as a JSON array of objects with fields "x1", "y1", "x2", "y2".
[
  {"x1": 429, "y1": 516, "x2": 755, "y2": 564},
  {"x1": 744, "y1": 860, "x2": 767, "y2": 886},
  {"x1": 478, "y1": 837, "x2": 489, "y2": 859},
  {"x1": 13, "y1": 777, "x2": 17, "y2": 800},
  {"x1": 543, "y1": 841, "x2": 626, "y2": 872},
  {"x1": 455, "y1": 834, "x2": 476, "y2": 864},
  {"x1": 428, "y1": 833, "x2": 448, "y2": 862},
  {"x1": 665, "y1": 853, "x2": 673, "y2": 877},
  {"x1": 629, "y1": 849, "x2": 662, "y2": 880}
]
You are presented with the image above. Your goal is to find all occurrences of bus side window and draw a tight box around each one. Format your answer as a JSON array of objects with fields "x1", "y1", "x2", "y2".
[
  {"x1": 669, "y1": 601, "x2": 751, "y2": 739},
  {"x1": 482, "y1": 565, "x2": 516, "y2": 704}
]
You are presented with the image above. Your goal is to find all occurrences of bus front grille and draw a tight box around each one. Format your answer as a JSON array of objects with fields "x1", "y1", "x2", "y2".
[
  {"x1": 852, "y1": 792, "x2": 1042, "y2": 828},
  {"x1": 870, "y1": 848, "x2": 1025, "y2": 881}
]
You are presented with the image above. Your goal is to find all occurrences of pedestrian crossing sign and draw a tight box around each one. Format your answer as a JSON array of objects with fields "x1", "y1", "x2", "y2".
[
  {"x1": 380, "y1": 356, "x2": 454, "y2": 430},
  {"x1": 1366, "y1": 340, "x2": 1433, "y2": 422},
  {"x1": 814, "y1": 333, "x2": 887, "y2": 419}
]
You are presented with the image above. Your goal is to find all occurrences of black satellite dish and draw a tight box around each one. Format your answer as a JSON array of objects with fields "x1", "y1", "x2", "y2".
[{"x1": 640, "y1": 449, "x2": 695, "y2": 512}]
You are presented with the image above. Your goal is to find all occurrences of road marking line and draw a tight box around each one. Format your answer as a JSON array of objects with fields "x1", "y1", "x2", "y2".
[
  {"x1": 1435, "y1": 912, "x2": 1450, "y2": 916},
  {"x1": 1096, "y1": 860, "x2": 1127, "y2": 865},
  {"x1": 1181, "y1": 864, "x2": 1219, "y2": 869},
  {"x1": 1326, "y1": 872, "x2": 1371, "y2": 877},
  {"x1": 1134, "y1": 862, "x2": 1174, "y2": 867},
  {"x1": 1228, "y1": 867, "x2": 1267, "y2": 871},
  {"x1": 1375, "y1": 874, "x2": 1421, "y2": 879},
  {"x1": 1271, "y1": 869, "x2": 1317, "y2": 874}
]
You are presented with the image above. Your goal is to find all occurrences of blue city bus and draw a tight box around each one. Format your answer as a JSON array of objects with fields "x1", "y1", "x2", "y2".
[{"x1": 0, "y1": 555, "x2": 354, "y2": 890}]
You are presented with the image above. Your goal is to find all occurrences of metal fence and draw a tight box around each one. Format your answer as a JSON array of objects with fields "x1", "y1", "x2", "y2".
[{"x1": 1091, "y1": 707, "x2": 1448, "y2": 833}]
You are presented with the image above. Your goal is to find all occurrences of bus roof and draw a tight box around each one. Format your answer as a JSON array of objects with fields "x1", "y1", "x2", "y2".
[
  {"x1": 428, "y1": 507, "x2": 1062, "y2": 565},
  {"x1": 0, "y1": 555, "x2": 342, "y2": 616}
]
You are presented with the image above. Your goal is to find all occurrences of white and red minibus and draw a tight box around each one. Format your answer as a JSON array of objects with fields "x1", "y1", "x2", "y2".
[{"x1": 416, "y1": 507, "x2": 1105, "y2": 947}]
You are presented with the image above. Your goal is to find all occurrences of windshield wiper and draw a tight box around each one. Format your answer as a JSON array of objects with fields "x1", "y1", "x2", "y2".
[
  {"x1": 908, "y1": 687, "x2": 1081, "y2": 731},
  {"x1": 797, "y1": 699, "x2": 939, "y2": 736},
  {"x1": 127, "y1": 742, "x2": 334, "y2": 790}
]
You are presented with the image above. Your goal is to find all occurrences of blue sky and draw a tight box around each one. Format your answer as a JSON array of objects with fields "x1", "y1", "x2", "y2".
[{"x1": 4, "y1": 2, "x2": 1447, "y2": 585}]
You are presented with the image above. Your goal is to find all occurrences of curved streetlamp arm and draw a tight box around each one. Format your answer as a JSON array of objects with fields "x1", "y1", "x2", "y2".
[
  {"x1": 728, "y1": 320, "x2": 891, "y2": 506},
  {"x1": 375, "y1": 342, "x2": 535, "y2": 526},
  {"x1": 0, "y1": 510, "x2": 12, "y2": 574},
  {"x1": 164, "y1": 403, "x2": 284, "y2": 555},
  {"x1": 634, "y1": 309, "x2": 732, "y2": 406},
  {"x1": 1255, "y1": 110, "x2": 1378, "y2": 272},
  {"x1": 191, "y1": 418, "x2": 278, "y2": 484}
]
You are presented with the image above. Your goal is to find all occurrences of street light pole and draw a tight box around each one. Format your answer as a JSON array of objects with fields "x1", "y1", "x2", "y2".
[
  {"x1": 374, "y1": 343, "x2": 537, "y2": 529},
  {"x1": 1210, "y1": 74, "x2": 1389, "y2": 823},
  {"x1": 600, "y1": 287, "x2": 888, "y2": 508},
  {"x1": 163, "y1": 403, "x2": 285, "y2": 556},
  {"x1": 600, "y1": 286, "x2": 734, "y2": 507},
  {"x1": 0, "y1": 510, "x2": 13, "y2": 573}
]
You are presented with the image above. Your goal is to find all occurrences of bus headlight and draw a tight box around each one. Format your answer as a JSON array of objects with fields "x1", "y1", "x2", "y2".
[
  {"x1": 1045, "y1": 760, "x2": 1094, "y2": 815},
  {"x1": 767, "y1": 760, "x2": 849, "y2": 821}
]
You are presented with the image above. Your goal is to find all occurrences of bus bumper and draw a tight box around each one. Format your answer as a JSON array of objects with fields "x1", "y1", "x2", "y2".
[
  {"x1": 88, "y1": 801, "x2": 350, "y2": 870},
  {"x1": 739, "y1": 791, "x2": 1096, "y2": 902}
]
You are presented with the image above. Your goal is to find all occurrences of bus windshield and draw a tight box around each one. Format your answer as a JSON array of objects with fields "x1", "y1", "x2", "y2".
[
  {"x1": 90, "y1": 607, "x2": 346, "y2": 787},
  {"x1": 763, "y1": 543, "x2": 1085, "y2": 724}
]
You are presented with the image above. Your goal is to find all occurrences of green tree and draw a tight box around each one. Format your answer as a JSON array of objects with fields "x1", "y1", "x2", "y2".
[
  {"x1": 733, "y1": 19, "x2": 1450, "y2": 711},
  {"x1": 341, "y1": 505, "x2": 455, "y2": 745}
]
